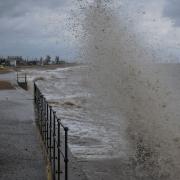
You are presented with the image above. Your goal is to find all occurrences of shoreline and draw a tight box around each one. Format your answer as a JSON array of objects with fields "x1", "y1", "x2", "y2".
[
  {"x1": 0, "y1": 63, "x2": 79, "y2": 74},
  {"x1": 15, "y1": 63, "x2": 79, "y2": 70}
]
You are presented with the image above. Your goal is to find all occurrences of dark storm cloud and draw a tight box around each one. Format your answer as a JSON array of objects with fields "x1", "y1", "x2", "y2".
[{"x1": 163, "y1": 0, "x2": 180, "y2": 26}]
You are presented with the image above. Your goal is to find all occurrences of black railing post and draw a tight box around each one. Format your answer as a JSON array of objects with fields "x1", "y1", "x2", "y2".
[
  {"x1": 43, "y1": 96, "x2": 46, "y2": 143},
  {"x1": 25, "y1": 73, "x2": 27, "y2": 83},
  {"x1": 57, "y1": 119, "x2": 61, "y2": 180},
  {"x1": 17, "y1": 72, "x2": 18, "y2": 83},
  {"x1": 49, "y1": 106, "x2": 52, "y2": 163},
  {"x1": 64, "y1": 127, "x2": 69, "y2": 180},
  {"x1": 46, "y1": 103, "x2": 49, "y2": 150},
  {"x1": 36, "y1": 90, "x2": 40, "y2": 127},
  {"x1": 34, "y1": 82, "x2": 36, "y2": 103},
  {"x1": 40, "y1": 95, "x2": 43, "y2": 135},
  {"x1": 53, "y1": 111, "x2": 56, "y2": 180},
  {"x1": 42, "y1": 96, "x2": 44, "y2": 139}
]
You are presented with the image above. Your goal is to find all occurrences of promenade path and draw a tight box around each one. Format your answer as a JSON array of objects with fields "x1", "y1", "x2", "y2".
[{"x1": 0, "y1": 72, "x2": 47, "y2": 180}]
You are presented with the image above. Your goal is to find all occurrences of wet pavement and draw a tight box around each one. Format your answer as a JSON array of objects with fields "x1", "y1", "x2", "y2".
[
  {"x1": 0, "y1": 72, "x2": 47, "y2": 179},
  {"x1": 0, "y1": 87, "x2": 47, "y2": 180}
]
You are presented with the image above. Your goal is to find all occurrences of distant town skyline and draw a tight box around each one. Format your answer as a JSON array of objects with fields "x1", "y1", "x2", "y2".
[{"x1": 0, "y1": 54, "x2": 70, "y2": 60}]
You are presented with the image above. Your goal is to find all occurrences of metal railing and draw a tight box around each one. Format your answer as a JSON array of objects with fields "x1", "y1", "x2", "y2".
[
  {"x1": 17, "y1": 72, "x2": 27, "y2": 90},
  {"x1": 34, "y1": 82, "x2": 69, "y2": 180}
]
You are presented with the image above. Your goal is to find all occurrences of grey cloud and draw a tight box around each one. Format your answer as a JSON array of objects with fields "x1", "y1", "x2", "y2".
[
  {"x1": 0, "y1": 0, "x2": 68, "y2": 17},
  {"x1": 163, "y1": 0, "x2": 180, "y2": 27},
  {"x1": 0, "y1": 0, "x2": 21, "y2": 17},
  {"x1": 0, "y1": 0, "x2": 77, "y2": 59}
]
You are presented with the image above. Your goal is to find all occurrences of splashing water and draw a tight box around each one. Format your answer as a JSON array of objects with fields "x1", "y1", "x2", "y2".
[{"x1": 77, "y1": 0, "x2": 180, "y2": 179}]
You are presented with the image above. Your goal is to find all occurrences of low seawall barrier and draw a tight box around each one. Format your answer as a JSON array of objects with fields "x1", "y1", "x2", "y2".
[{"x1": 34, "y1": 82, "x2": 69, "y2": 180}]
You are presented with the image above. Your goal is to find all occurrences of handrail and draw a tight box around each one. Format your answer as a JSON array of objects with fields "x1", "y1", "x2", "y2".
[
  {"x1": 17, "y1": 72, "x2": 27, "y2": 83},
  {"x1": 34, "y1": 82, "x2": 69, "y2": 180},
  {"x1": 16, "y1": 72, "x2": 28, "y2": 90}
]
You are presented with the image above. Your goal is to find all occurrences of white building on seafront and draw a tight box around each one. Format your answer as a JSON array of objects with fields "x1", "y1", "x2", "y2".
[{"x1": 6, "y1": 56, "x2": 22, "y2": 67}]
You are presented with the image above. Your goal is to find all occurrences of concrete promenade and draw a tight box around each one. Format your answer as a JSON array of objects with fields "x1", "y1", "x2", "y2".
[
  {"x1": 0, "y1": 73, "x2": 47, "y2": 179},
  {"x1": 0, "y1": 72, "x2": 88, "y2": 180}
]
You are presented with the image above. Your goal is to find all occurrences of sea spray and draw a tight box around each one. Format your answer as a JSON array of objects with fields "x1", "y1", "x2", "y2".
[{"x1": 77, "y1": 0, "x2": 180, "y2": 179}]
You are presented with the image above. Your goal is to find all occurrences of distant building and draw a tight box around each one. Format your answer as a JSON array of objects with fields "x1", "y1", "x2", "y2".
[
  {"x1": 0, "y1": 56, "x2": 6, "y2": 65},
  {"x1": 6, "y1": 56, "x2": 22, "y2": 67}
]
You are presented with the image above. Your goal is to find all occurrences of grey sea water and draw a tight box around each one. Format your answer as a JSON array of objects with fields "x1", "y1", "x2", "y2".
[{"x1": 26, "y1": 66, "x2": 129, "y2": 160}]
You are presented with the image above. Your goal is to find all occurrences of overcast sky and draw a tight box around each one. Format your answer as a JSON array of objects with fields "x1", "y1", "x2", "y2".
[
  {"x1": 0, "y1": 0, "x2": 180, "y2": 61},
  {"x1": 0, "y1": 0, "x2": 80, "y2": 60},
  {"x1": 118, "y1": 0, "x2": 180, "y2": 62},
  {"x1": 163, "y1": 0, "x2": 180, "y2": 27}
]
